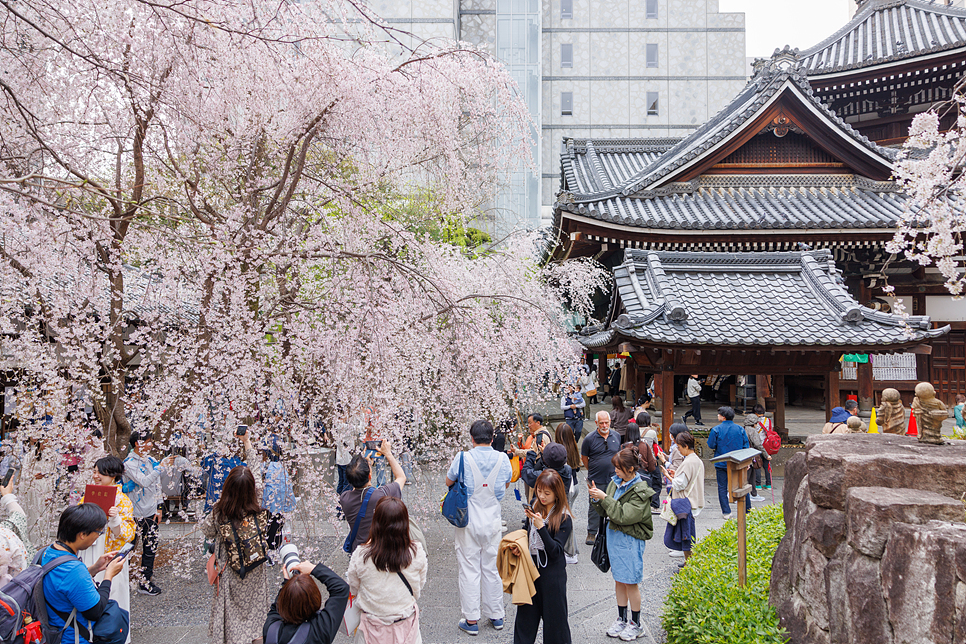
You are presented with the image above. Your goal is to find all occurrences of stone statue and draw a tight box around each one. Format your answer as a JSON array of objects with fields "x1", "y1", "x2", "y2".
[
  {"x1": 912, "y1": 382, "x2": 947, "y2": 445},
  {"x1": 846, "y1": 416, "x2": 865, "y2": 433},
  {"x1": 876, "y1": 388, "x2": 906, "y2": 434}
]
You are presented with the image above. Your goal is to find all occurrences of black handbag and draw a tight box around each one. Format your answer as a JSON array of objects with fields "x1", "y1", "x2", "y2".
[{"x1": 591, "y1": 519, "x2": 610, "y2": 573}]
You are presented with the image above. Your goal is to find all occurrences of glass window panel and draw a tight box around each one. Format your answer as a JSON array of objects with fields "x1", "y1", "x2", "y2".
[
  {"x1": 498, "y1": 0, "x2": 512, "y2": 13},
  {"x1": 646, "y1": 43, "x2": 658, "y2": 68},
  {"x1": 528, "y1": 19, "x2": 538, "y2": 65},
  {"x1": 561, "y1": 91, "x2": 573, "y2": 115},
  {"x1": 561, "y1": 0, "x2": 573, "y2": 18},
  {"x1": 561, "y1": 43, "x2": 573, "y2": 68},
  {"x1": 647, "y1": 91, "x2": 659, "y2": 115},
  {"x1": 646, "y1": 0, "x2": 658, "y2": 18}
]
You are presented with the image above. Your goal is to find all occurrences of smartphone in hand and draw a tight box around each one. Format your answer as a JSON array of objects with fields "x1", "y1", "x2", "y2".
[
  {"x1": 235, "y1": 425, "x2": 248, "y2": 437},
  {"x1": 1, "y1": 469, "x2": 14, "y2": 487},
  {"x1": 521, "y1": 502, "x2": 533, "y2": 512},
  {"x1": 113, "y1": 542, "x2": 136, "y2": 560}
]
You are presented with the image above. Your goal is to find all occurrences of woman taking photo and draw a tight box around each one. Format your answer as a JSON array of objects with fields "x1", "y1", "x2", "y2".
[
  {"x1": 511, "y1": 469, "x2": 573, "y2": 644},
  {"x1": 588, "y1": 446, "x2": 654, "y2": 641},
  {"x1": 661, "y1": 431, "x2": 705, "y2": 567},
  {"x1": 202, "y1": 459, "x2": 274, "y2": 644},
  {"x1": 262, "y1": 560, "x2": 349, "y2": 644},
  {"x1": 79, "y1": 455, "x2": 136, "y2": 639},
  {"x1": 346, "y1": 496, "x2": 427, "y2": 644}
]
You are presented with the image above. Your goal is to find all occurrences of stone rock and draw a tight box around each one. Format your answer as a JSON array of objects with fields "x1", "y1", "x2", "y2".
[
  {"x1": 805, "y1": 507, "x2": 846, "y2": 558},
  {"x1": 796, "y1": 541, "x2": 830, "y2": 632},
  {"x1": 771, "y1": 434, "x2": 966, "y2": 644},
  {"x1": 846, "y1": 486, "x2": 964, "y2": 558},
  {"x1": 806, "y1": 434, "x2": 966, "y2": 510},
  {"x1": 782, "y1": 451, "x2": 807, "y2": 531},
  {"x1": 823, "y1": 556, "x2": 849, "y2": 644},
  {"x1": 846, "y1": 550, "x2": 891, "y2": 644},
  {"x1": 881, "y1": 521, "x2": 966, "y2": 644}
]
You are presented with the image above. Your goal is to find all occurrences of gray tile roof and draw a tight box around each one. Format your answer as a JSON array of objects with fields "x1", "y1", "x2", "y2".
[
  {"x1": 577, "y1": 249, "x2": 949, "y2": 349},
  {"x1": 800, "y1": 0, "x2": 966, "y2": 77},
  {"x1": 561, "y1": 138, "x2": 680, "y2": 194},
  {"x1": 2, "y1": 263, "x2": 200, "y2": 326},
  {"x1": 556, "y1": 50, "x2": 895, "y2": 203},
  {"x1": 557, "y1": 174, "x2": 906, "y2": 231}
]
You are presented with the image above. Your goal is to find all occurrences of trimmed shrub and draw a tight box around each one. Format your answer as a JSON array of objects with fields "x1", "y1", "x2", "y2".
[{"x1": 661, "y1": 504, "x2": 788, "y2": 644}]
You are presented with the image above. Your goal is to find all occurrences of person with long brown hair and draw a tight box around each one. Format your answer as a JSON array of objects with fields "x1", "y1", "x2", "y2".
[
  {"x1": 201, "y1": 455, "x2": 275, "y2": 644},
  {"x1": 554, "y1": 423, "x2": 581, "y2": 496},
  {"x1": 346, "y1": 496, "x2": 427, "y2": 644},
  {"x1": 588, "y1": 446, "x2": 654, "y2": 641},
  {"x1": 510, "y1": 469, "x2": 573, "y2": 644},
  {"x1": 609, "y1": 396, "x2": 633, "y2": 441}
]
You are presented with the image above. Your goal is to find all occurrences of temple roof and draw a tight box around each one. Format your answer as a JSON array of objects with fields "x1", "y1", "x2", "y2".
[
  {"x1": 558, "y1": 50, "x2": 895, "y2": 202},
  {"x1": 578, "y1": 250, "x2": 949, "y2": 349},
  {"x1": 555, "y1": 51, "x2": 904, "y2": 235},
  {"x1": 800, "y1": 0, "x2": 966, "y2": 78},
  {"x1": 556, "y1": 175, "x2": 905, "y2": 232}
]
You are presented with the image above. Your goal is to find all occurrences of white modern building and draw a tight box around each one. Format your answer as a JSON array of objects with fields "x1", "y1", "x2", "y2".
[{"x1": 368, "y1": 0, "x2": 747, "y2": 232}]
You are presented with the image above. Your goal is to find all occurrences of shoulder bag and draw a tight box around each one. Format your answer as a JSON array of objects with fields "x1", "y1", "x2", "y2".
[
  {"x1": 591, "y1": 518, "x2": 610, "y2": 573},
  {"x1": 343, "y1": 488, "x2": 374, "y2": 553},
  {"x1": 440, "y1": 454, "x2": 469, "y2": 528}
]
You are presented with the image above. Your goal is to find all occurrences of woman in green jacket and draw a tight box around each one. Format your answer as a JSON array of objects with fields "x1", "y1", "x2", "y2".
[{"x1": 588, "y1": 446, "x2": 654, "y2": 641}]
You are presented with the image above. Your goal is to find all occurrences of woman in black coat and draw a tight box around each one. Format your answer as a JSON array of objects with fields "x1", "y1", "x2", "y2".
[{"x1": 511, "y1": 469, "x2": 573, "y2": 644}]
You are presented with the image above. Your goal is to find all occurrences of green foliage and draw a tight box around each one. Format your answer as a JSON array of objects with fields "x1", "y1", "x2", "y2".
[{"x1": 662, "y1": 504, "x2": 789, "y2": 644}]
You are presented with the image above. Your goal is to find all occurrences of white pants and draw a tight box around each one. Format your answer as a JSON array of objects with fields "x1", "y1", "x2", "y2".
[{"x1": 454, "y1": 527, "x2": 504, "y2": 622}]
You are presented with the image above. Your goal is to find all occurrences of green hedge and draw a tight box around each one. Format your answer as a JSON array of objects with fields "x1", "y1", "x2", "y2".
[{"x1": 662, "y1": 504, "x2": 788, "y2": 644}]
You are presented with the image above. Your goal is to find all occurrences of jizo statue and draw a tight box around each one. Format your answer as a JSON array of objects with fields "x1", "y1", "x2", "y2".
[
  {"x1": 912, "y1": 382, "x2": 947, "y2": 445},
  {"x1": 876, "y1": 388, "x2": 906, "y2": 435}
]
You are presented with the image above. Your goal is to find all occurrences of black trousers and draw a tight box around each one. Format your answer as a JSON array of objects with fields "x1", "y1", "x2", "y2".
[
  {"x1": 135, "y1": 516, "x2": 159, "y2": 582},
  {"x1": 682, "y1": 396, "x2": 701, "y2": 423},
  {"x1": 513, "y1": 558, "x2": 571, "y2": 644}
]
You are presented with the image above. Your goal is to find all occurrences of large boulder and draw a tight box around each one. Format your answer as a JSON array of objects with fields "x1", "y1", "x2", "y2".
[{"x1": 772, "y1": 434, "x2": 966, "y2": 644}]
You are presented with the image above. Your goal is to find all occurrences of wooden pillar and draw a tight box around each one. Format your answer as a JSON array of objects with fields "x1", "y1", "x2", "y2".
[
  {"x1": 661, "y1": 369, "x2": 674, "y2": 452},
  {"x1": 857, "y1": 360, "x2": 874, "y2": 418},
  {"x1": 826, "y1": 370, "x2": 840, "y2": 419},
  {"x1": 773, "y1": 374, "x2": 787, "y2": 439}
]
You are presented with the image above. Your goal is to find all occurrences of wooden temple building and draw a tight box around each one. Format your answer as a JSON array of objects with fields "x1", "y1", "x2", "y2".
[
  {"x1": 551, "y1": 47, "x2": 962, "y2": 440},
  {"x1": 801, "y1": 0, "x2": 966, "y2": 146}
]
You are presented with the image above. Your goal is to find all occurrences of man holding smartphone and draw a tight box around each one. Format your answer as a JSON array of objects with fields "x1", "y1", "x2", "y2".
[
  {"x1": 340, "y1": 440, "x2": 406, "y2": 552},
  {"x1": 122, "y1": 431, "x2": 175, "y2": 596}
]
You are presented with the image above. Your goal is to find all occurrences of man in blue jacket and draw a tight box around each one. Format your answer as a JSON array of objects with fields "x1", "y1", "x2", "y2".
[{"x1": 706, "y1": 406, "x2": 749, "y2": 519}]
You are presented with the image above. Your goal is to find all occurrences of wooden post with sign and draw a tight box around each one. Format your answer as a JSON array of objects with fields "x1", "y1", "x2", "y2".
[{"x1": 710, "y1": 448, "x2": 760, "y2": 586}]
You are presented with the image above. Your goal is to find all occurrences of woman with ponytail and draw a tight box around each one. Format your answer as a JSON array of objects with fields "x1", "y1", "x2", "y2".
[{"x1": 587, "y1": 446, "x2": 654, "y2": 641}]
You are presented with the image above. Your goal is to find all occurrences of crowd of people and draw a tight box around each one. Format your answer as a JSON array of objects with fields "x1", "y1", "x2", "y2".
[{"x1": 0, "y1": 365, "x2": 816, "y2": 644}]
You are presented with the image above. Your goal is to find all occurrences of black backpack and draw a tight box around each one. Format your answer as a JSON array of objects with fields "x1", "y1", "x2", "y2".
[{"x1": 0, "y1": 549, "x2": 78, "y2": 644}]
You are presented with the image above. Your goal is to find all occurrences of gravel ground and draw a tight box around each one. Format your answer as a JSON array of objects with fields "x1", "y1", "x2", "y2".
[{"x1": 129, "y1": 462, "x2": 784, "y2": 644}]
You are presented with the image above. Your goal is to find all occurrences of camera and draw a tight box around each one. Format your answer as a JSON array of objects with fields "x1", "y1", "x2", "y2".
[
  {"x1": 364, "y1": 440, "x2": 381, "y2": 451},
  {"x1": 235, "y1": 425, "x2": 248, "y2": 436},
  {"x1": 279, "y1": 543, "x2": 301, "y2": 576}
]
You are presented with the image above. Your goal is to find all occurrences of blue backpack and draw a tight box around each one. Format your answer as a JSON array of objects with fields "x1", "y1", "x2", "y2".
[{"x1": 441, "y1": 453, "x2": 469, "y2": 528}]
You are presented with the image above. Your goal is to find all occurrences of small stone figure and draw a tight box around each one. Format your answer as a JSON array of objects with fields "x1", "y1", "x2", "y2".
[
  {"x1": 876, "y1": 388, "x2": 906, "y2": 435},
  {"x1": 846, "y1": 416, "x2": 864, "y2": 433},
  {"x1": 912, "y1": 382, "x2": 947, "y2": 445}
]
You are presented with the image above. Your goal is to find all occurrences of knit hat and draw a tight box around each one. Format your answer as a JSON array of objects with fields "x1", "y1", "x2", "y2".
[{"x1": 542, "y1": 443, "x2": 567, "y2": 470}]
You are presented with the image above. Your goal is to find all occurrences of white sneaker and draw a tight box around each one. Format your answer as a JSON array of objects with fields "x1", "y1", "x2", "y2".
[
  {"x1": 722, "y1": 512, "x2": 733, "y2": 520},
  {"x1": 750, "y1": 495, "x2": 766, "y2": 502},
  {"x1": 606, "y1": 618, "x2": 628, "y2": 638},
  {"x1": 668, "y1": 550, "x2": 685, "y2": 558},
  {"x1": 619, "y1": 622, "x2": 645, "y2": 641}
]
